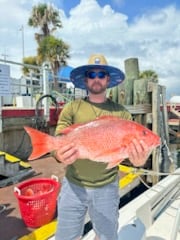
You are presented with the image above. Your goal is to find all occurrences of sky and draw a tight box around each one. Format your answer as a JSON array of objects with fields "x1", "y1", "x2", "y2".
[{"x1": 0, "y1": 0, "x2": 180, "y2": 100}]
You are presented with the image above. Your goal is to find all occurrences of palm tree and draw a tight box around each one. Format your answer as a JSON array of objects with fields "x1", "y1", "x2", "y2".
[
  {"x1": 27, "y1": 3, "x2": 70, "y2": 91},
  {"x1": 139, "y1": 70, "x2": 158, "y2": 83},
  {"x1": 38, "y1": 35, "x2": 70, "y2": 89},
  {"x1": 22, "y1": 56, "x2": 39, "y2": 76},
  {"x1": 28, "y1": 3, "x2": 62, "y2": 43}
]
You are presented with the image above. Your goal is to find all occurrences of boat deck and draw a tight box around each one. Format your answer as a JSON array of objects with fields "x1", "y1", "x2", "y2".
[
  {"x1": 0, "y1": 156, "x2": 141, "y2": 240},
  {"x1": 0, "y1": 157, "x2": 66, "y2": 240},
  {"x1": 146, "y1": 196, "x2": 180, "y2": 239},
  {"x1": 81, "y1": 168, "x2": 180, "y2": 240}
]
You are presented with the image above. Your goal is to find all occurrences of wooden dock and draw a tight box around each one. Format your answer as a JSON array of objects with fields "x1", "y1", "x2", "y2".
[{"x1": 0, "y1": 57, "x2": 179, "y2": 240}]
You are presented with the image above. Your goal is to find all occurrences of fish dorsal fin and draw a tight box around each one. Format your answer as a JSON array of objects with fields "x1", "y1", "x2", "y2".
[
  {"x1": 60, "y1": 123, "x2": 83, "y2": 134},
  {"x1": 60, "y1": 116, "x2": 120, "y2": 135}
]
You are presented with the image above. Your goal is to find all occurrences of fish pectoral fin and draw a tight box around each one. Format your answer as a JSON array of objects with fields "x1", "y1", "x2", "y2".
[
  {"x1": 94, "y1": 147, "x2": 126, "y2": 169},
  {"x1": 106, "y1": 159, "x2": 123, "y2": 169}
]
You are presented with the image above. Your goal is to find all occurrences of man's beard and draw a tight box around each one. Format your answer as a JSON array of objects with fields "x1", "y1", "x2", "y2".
[{"x1": 87, "y1": 82, "x2": 107, "y2": 94}]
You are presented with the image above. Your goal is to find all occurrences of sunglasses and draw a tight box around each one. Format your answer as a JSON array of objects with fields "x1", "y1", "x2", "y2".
[{"x1": 86, "y1": 71, "x2": 109, "y2": 79}]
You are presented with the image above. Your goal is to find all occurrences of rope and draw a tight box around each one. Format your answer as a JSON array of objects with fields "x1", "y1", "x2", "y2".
[{"x1": 131, "y1": 167, "x2": 180, "y2": 176}]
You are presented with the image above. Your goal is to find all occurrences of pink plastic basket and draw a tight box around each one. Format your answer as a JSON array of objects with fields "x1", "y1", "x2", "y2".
[{"x1": 14, "y1": 175, "x2": 60, "y2": 228}]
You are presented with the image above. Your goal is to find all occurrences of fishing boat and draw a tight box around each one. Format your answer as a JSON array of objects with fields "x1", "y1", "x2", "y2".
[
  {"x1": 3, "y1": 164, "x2": 178, "y2": 240},
  {"x1": 81, "y1": 168, "x2": 180, "y2": 240},
  {"x1": 0, "y1": 58, "x2": 179, "y2": 240}
]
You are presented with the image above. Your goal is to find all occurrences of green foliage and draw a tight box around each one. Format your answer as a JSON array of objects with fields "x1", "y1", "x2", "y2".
[
  {"x1": 37, "y1": 35, "x2": 70, "y2": 75},
  {"x1": 139, "y1": 70, "x2": 158, "y2": 82},
  {"x1": 28, "y1": 3, "x2": 62, "y2": 42},
  {"x1": 24, "y1": 2, "x2": 70, "y2": 83},
  {"x1": 37, "y1": 36, "x2": 69, "y2": 63},
  {"x1": 22, "y1": 56, "x2": 40, "y2": 76}
]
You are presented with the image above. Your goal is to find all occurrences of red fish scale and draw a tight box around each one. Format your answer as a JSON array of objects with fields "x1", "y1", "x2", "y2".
[{"x1": 25, "y1": 116, "x2": 161, "y2": 167}]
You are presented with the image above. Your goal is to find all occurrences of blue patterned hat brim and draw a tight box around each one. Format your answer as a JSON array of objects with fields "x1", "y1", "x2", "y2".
[{"x1": 70, "y1": 64, "x2": 125, "y2": 89}]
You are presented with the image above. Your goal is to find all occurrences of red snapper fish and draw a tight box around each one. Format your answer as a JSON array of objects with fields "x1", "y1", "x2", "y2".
[{"x1": 24, "y1": 116, "x2": 161, "y2": 168}]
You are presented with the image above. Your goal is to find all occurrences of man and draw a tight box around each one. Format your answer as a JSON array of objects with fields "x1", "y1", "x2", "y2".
[{"x1": 54, "y1": 54, "x2": 147, "y2": 240}]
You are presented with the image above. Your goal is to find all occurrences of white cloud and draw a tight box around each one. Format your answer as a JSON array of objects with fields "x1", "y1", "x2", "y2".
[
  {"x1": 126, "y1": 6, "x2": 180, "y2": 98},
  {"x1": 57, "y1": 1, "x2": 180, "y2": 98},
  {"x1": 0, "y1": 0, "x2": 179, "y2": 99},
  {"x1": 57, "y1": 0, "x2": 128, "y2": 67}
]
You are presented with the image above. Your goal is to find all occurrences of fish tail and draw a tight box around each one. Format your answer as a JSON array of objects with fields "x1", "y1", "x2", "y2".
[{"x1": 24, "y1": 126, "x2": 56, "y2": 160}]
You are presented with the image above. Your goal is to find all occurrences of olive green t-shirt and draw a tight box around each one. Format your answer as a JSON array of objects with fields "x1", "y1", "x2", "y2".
[{"x1": 55, "y1": 98, "x2": 132, "y2": 188}]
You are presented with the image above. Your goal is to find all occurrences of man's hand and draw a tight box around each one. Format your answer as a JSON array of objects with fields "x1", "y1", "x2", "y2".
[
  {"x1": 128, "y1": 139, "x2": 150, "y2": 166},
  {"x1": 54, "y1": 143, "x2": 79, "y2": 165}
]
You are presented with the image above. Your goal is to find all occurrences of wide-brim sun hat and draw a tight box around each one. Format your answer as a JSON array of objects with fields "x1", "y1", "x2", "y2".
[{"x1": 70, "y1": 54, "x2": 125, "y2": 89}]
